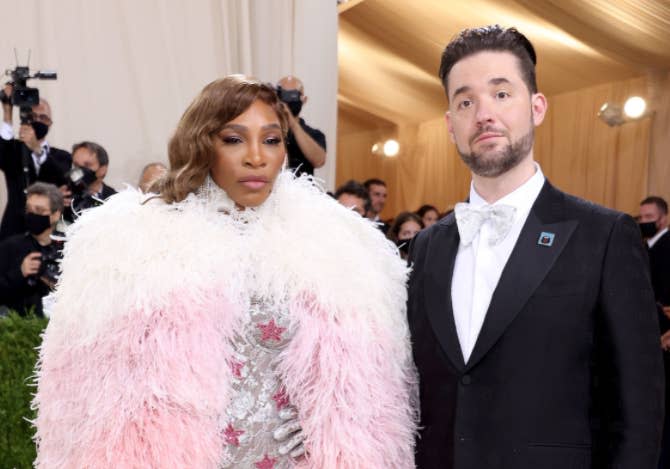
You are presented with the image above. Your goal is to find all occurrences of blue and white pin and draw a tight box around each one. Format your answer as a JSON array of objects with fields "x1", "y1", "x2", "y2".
[{"x1": 537, "y1": 231, "x2": 555, "y2": 247}]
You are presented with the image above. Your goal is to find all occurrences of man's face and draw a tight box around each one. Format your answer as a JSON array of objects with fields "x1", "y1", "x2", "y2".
[
  {"x1": 73, "y1": 147, "x2": 106, "y2": 183},
  {"x1": 445, "y1": 51, "x2": 547, "y2": 178},
  {"x1": 337, "y1": 193, "x2": 366, "y2": 216},
  {"x1": 368, "y1": 183, "x2": 387, "y2": 214},
  {"x1": 640, "y1": 203, "x2": 667, "y2": 229},
  {"x1": 26, "y1": 194, "x2": 59, "y2": 231},
  {"x1": 31, "y1": 101, "x2": 52, "y2": 126}
]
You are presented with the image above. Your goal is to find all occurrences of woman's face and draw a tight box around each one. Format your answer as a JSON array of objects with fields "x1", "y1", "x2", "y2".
[
  {"x1": 210, "y1": 100, "x2": 286, "y2": 208},
  {"x1": 422, "y1": 209, "x2": 439, "y2": 228},
  {"x1": 398, "y1": 220, "x2": 422, "y2": 240}
]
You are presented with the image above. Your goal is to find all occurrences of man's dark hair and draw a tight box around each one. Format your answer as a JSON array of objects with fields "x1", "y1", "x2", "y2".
[
  {"x1": 72, "y1": 141, "x2": 109, "y2": 167},
  {"x1": 27, "y1": 182, "x2": 64, "y2": 213},
  {"x1": 363, "y1": 178, "x2": 386, "y2": 190},
  {"x1": 641, "y1": 196, "x2": 668, "y2": 215},
  {"x1": 439, "y1": 25, "x2": 538, "y2": 97},
  {"x1": 335, "y1": 180, "x2": 369, "y2": 203}
]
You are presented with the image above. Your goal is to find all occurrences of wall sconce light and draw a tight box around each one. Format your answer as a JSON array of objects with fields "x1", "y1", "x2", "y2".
[
  {"x1": 598, "y1": 96, "x2": 648, "y2": 127},
  {"x1": 371, "y1": 139, "x2": 400, "y2": 157}
]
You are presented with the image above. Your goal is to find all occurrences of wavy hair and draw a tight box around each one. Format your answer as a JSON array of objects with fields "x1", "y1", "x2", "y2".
[{"x1": 155, "y1": 75, "x2": 289, "y2": 203}]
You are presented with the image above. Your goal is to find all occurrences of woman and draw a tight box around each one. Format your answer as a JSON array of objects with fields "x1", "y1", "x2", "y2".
[
  {"x1": 33, "y1": 76, "x2": 417, "y2": 468},
  {"x1": 415, "y1": 204, "x2": 440, "y2": 229},
  {"x1": 388, "y1": 212, "x2": 424, "y2": 260}
]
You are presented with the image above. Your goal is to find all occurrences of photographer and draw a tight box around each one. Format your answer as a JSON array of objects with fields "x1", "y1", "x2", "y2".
[
  {"x1": 63, "y1": 141, "x2": 116, "y2": 223},
  {"x1": 277, "y1": 76, "x2": 326, "y2": 177},
  {"x1": 0, "y1": 83, "x2": 71, "y2": 239},
  {"x1": 0, "y1": 182, "x2": 63, "y2": 317}
]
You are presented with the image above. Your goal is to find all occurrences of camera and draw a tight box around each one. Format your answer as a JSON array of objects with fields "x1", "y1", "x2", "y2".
[
  {"x1": 66, "y1": 165, "x2": 98, "y2": 196},
  {"x1": 27, "y1": 233, "x2": 64, "y2": 287},
  {"x1": 0, "y1": 63, "x2": 57, "y2": 124}
]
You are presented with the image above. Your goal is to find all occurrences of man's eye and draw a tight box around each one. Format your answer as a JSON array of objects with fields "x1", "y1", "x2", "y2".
[
  {"x1": 458, "y1": 99, "x2": 472, "y2": 110},
  {"x1": 496, "y1": 91, "x2": 510, "y2": 100}
]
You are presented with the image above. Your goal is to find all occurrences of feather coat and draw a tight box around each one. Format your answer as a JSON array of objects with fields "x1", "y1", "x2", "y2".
[{"x1": 33, "y1": 173, "x2": 417, "y2": 468}]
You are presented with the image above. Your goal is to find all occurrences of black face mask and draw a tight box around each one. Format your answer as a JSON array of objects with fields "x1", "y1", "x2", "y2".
[
  {"x1": 31, "y1": 121, "x2": 49, "y2": 140},
  {"x1": 396, "y1": 238, "x2": 412, "y2": 254},
  {"x1": 68, "y1": 165, "x2": 98, "y2": 194},
  {"x1": 639, "y1": 221, "x2": 659, "y2": 238},
  {"x1": 25, "y1": 212, "x2": 52, "y2": 235}
]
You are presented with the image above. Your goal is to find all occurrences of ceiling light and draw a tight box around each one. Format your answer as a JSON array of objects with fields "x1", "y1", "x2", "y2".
[
  {"x1": 623, "y1": 96, "x2": 646, "y2": 119},
  {"x1": 383, "y1": 139, "x2": 399, "y2": 157},
  {"x1": 598, "y1": 102, "x2": 625, "y2": 127}
]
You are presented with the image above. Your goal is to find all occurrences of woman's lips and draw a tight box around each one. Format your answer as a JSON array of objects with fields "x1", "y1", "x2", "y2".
[{"x1": 239, "y1": 177, "x2": 268, "y2": 190}]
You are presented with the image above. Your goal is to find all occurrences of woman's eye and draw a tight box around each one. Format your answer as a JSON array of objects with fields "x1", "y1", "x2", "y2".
[
  {"x1": 265, "y1": 136, "x2": 282, "y2": 145},
  {"x1": 222, "y1": 136, "x2": 242, "y2": 144}
]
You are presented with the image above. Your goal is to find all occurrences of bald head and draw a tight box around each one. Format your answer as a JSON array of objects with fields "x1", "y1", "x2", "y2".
[{"x1": 278, "y1": 76, "x2": 304, "y2": 93}]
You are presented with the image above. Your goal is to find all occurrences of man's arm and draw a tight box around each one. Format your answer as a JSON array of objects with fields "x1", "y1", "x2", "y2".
[
  {"x1": 288, "y1": 113, "x2": 326, "y2": 169},
  {"x1": 596, "y1": 213, "x2": 664, "y2": 468}
]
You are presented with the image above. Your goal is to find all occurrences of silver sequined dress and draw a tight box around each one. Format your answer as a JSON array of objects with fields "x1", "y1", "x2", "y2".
[{"x1": 219, "y1": 296, "x2": 296, "y2": 469}]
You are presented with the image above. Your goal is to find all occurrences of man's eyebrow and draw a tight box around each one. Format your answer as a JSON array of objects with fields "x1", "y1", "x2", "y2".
[{"x1": 451, "y1": 77, "x2": 512, "y2": 100}]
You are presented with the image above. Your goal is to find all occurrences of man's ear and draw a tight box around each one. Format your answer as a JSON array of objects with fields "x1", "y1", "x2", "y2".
[{"x1": 531, "y1": 92, "x2": 548, "y2": 126}]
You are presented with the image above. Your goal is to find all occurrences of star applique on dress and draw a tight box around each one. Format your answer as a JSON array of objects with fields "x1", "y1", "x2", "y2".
[
  {"x1": 256, "y1": 319, "x2": 286, "y2": 342},
  {"x1": 272, "y1": 387, "x2": 290, "y2": 410},
  {"x1": 223, "y1": 423, "x2": 245, "y2": 446},
  {"x1": 255, "y1": 454, "x2": 277, "y2": 469}
]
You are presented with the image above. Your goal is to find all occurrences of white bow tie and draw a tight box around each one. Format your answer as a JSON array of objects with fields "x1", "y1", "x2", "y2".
[{"x1": 454, "y1": 202, "x2": 517, "y2": 246}]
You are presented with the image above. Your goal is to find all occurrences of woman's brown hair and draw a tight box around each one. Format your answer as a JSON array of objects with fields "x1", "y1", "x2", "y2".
[{"x1": 155, "y1": 75, "x2": 289, "y2": 203}]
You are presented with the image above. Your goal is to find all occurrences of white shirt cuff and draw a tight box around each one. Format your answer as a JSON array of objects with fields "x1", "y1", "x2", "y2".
[{"x1": 0, "y1": 121, "x2": 14, "y2": 141}]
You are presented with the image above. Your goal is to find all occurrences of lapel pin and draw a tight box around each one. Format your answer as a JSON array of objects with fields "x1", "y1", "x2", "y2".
[{"x1": 537, "y1": 231, "x2": 555, "y2": 247}]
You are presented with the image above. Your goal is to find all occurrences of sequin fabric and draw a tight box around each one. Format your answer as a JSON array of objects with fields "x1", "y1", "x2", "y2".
[{"x1": 220, "y1": 296, "x2": 296, "y2": 468}]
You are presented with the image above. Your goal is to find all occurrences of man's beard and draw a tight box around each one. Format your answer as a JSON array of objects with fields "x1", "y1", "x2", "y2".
[{"x1": 457, "y1": 126, "x2": 534, "y2": 178}]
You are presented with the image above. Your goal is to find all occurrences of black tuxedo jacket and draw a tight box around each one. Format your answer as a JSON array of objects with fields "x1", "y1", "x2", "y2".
[
  {"x1": 408, "y1": 182, "x2": 664, "y2": 469},
  {"x1": 0, "y1": 137, "x2": 71, "y2": 239}
]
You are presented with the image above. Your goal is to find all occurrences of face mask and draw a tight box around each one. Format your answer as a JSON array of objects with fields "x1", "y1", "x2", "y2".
[
  {"x1": 67, "y1": 165, "x2": 98, "y2": 193},
  {"x1": 25, "y1": 212, "x2": 52, "y2": 235},
  {"x1": 639, "y1": 221, "x2": 658, "y2": 238},
  {"x1": 396, "y1": 238, "x2": 411, "y2": 254},
  {"x1": 31, "y1": 121, "x2": 49, "y2": 140}
]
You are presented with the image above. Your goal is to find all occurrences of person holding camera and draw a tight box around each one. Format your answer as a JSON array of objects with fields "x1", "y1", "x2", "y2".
[
  {"x1": 62, "y1": 141, "x2": 116, "y2": 223},
  {"x1": 0, "y1": 182, "x2": 63, "y2": 317},
  {"x1": 0, "y1": 83, "x2": 71, "y2": 240},
  {"x1": 276, "y1": 76, "x2": 326, "y2": 177}
]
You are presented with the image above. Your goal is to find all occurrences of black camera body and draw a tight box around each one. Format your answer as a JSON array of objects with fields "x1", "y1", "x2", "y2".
[
  {"x1": 27, "y1": 234, "x2": 64, "y2": 287},
  {"x1": 0, "y1": 64, "x2": 57, "y2": 124}
]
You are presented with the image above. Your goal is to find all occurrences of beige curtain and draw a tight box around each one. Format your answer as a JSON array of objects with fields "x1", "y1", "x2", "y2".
[
  {"x1": 0, "y1": 0, "x2": 338, "y2": 212},
  {"x1": 338, "y1": 75, "x2": 652, "y2": 218}
]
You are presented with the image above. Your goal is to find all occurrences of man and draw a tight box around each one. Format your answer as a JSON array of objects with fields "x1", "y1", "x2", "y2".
[
  {"x1": 334, "y1": 179, "x2": 369, "y2": 216},
  {"x1": 408, "y1": 25, "x2": 663, "y2": 469},
  {"x1": 364, "y1": 178, "x2": 390, "y2": 233},
  {"x1": 63, "y1": 141, "x2": 116, "y2": 223},
  {"x1": 0, "y1": 84, "x2": 71, "y2": 239},
  {"x1": 640, "y1": 196, "x2": 670, "y2": 469},
  {"x1": 276, "y1": 76, "x2": 326, "y2": 177},
  {"x1": 0, "y1": 182, "x2": 63, "y2": 317},
  {"x1": 138, "y1": 161, "x2": 167, "y2": 192}
]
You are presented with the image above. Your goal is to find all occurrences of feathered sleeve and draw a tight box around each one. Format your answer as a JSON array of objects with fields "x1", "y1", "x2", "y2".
[
  {"x1": 276, "y1": 204, "x2": 418, "y2": 469},
  {"x1": 32, "y1": 192, "x2": 235, "y2": 469}
]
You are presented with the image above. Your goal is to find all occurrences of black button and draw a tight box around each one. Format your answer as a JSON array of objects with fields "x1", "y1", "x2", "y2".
[{"x1": 461, "y1": 374, "x2": 472, "y2": 385}]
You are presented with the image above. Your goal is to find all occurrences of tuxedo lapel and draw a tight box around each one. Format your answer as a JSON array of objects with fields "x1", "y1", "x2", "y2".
[
  {"x1": 465, "y1": 183, "x2": 578, "y2": 370},
  {"x1": 423, "y1": 215, "x2": 466, "y2": 372}
]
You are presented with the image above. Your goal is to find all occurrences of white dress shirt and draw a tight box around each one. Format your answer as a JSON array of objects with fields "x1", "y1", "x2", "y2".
[
  {"x1": 451, "y1": 164, "x2": 545, "y2": 363},
  {"x1": 648, "y1": 227, "x2": 669, "y2": 249},
  {"x1": 1, "y1": 121, "x2": 50, "y2": 175}
]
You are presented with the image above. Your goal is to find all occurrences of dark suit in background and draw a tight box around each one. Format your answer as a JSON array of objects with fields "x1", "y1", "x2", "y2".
[
  {"x1": 0, "y1": 138, "x2": 70, "y2": 239},
  {"x1": 409, "y1": 182, "x2": 664, "y2": 469}
]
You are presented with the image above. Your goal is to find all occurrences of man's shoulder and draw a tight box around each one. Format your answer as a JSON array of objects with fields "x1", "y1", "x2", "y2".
[
  {"x1": 544, "y1": 184, "x2": 624, "y2": 224},
  {"x1": 0, "y1": 232, "x2": 29, "y2": 250},
  {"x1": 48, "y1": 146, "x2": 72, "y2": 160}
]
